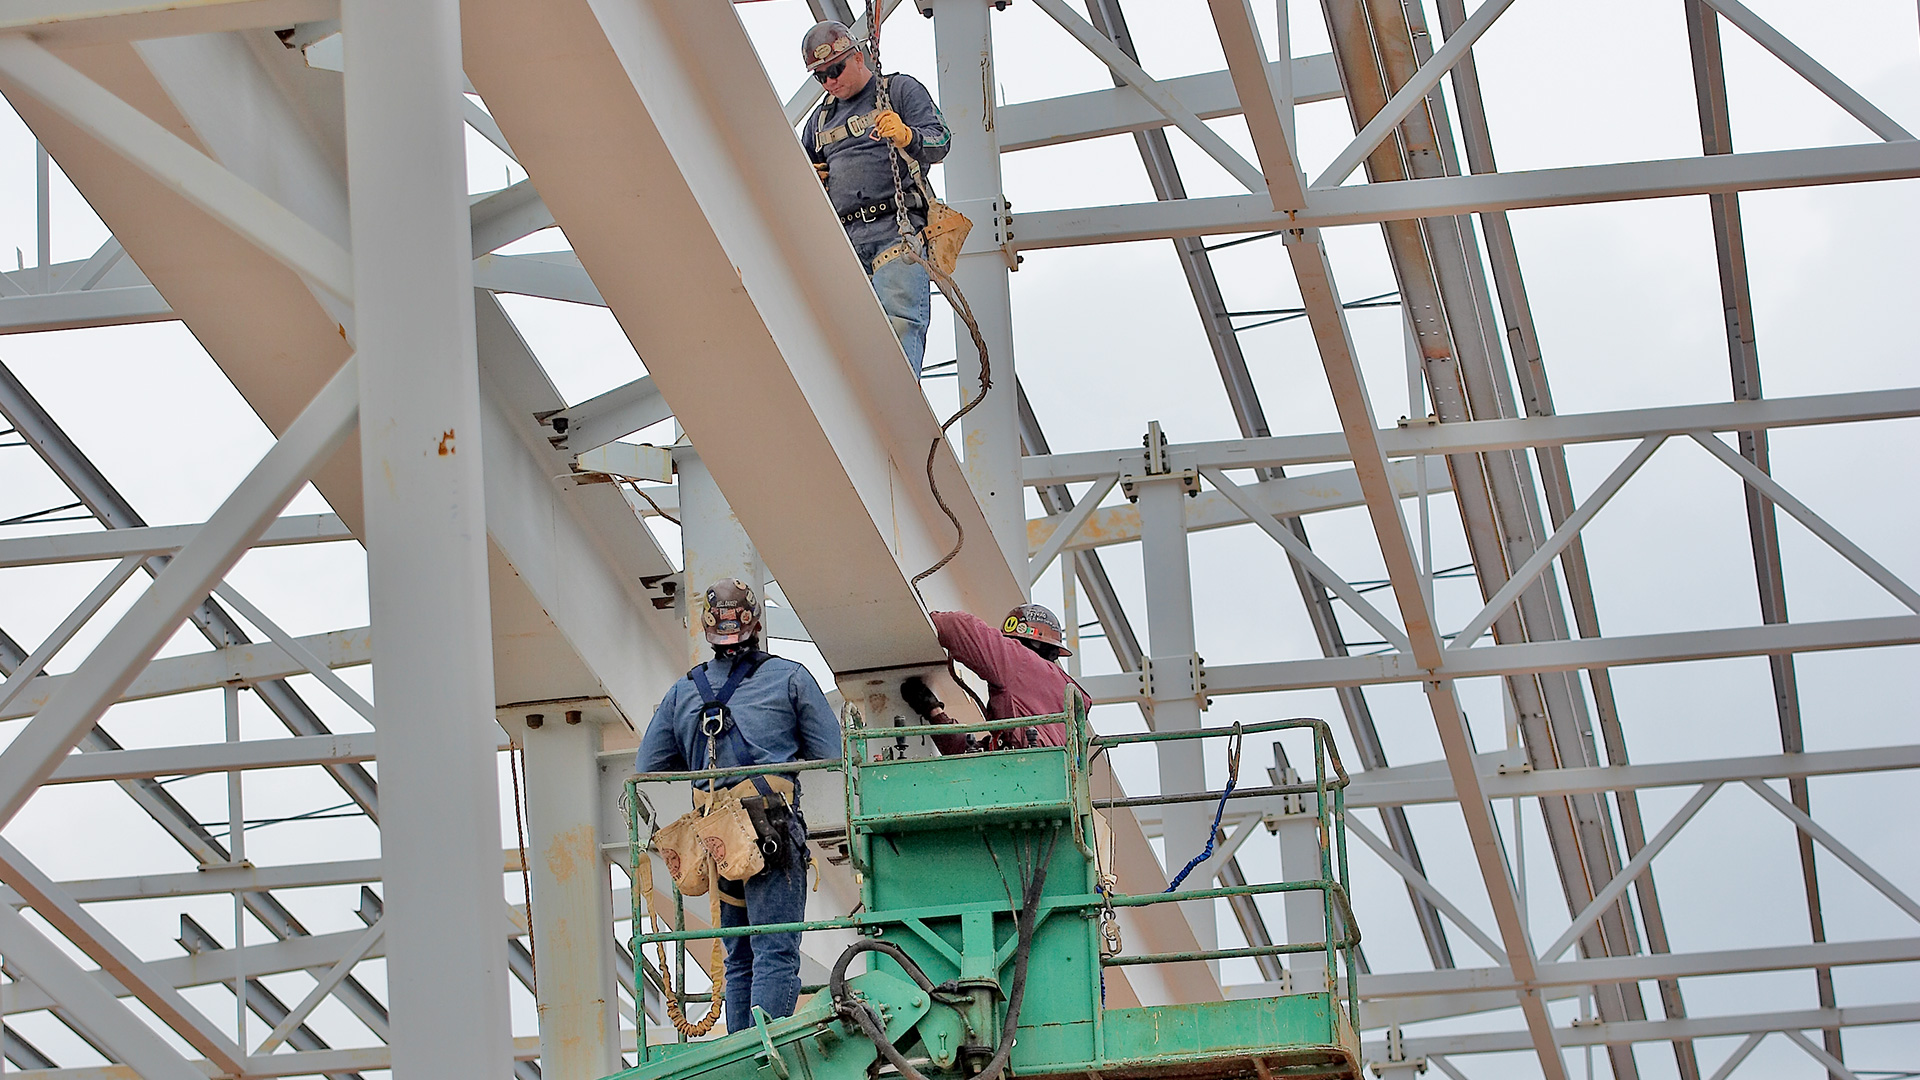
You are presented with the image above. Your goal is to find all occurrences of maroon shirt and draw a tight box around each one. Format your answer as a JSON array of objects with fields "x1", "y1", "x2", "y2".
[{"x1": 928, "y1": 611, "x2": 1072, "y2": 754}]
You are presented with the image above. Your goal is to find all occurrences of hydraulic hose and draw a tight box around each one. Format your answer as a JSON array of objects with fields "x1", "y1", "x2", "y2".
[{"x1": 830, "y1": 829, "x2": 1057, "y2": 1080}]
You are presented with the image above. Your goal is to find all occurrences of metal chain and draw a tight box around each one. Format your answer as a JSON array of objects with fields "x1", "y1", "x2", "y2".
[{"x1": 861, "y1": 0, "x2": 995, "y2": 604}]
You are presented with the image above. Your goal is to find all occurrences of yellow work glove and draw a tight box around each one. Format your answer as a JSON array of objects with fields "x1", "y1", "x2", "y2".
[
  {"x1": 814, "y1": 161, "x2": 829, "y2": 185},
  {"x1": 871, "y1": 110, "x2": 913, "y2": 149}
]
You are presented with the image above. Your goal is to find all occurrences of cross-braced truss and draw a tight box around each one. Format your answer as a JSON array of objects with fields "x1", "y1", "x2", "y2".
[{"x1": 0, "y1": 1, "x2": 1912, "y2": 1079}]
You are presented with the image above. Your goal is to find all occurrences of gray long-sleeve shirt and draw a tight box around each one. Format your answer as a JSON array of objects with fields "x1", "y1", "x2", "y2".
[{"x1": 806, "y1": 71, "x2": 951, "y2": 251}]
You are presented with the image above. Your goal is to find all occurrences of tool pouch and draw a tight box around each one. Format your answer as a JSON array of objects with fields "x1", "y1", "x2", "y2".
[
  {"x1": 923, "y1": 198, "x2": 972, "y2": 277},
  {"x1": 693, "y1": 790, "x2": 767, "y2": 882},
  {"x1": 652, "y1": 811, "x2": 711, "y2": 897}
]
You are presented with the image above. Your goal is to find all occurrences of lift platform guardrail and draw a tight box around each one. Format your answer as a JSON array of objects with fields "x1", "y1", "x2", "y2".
[{"x1": 620, "y1": 697, "x2": 1361, "y2": 1080}]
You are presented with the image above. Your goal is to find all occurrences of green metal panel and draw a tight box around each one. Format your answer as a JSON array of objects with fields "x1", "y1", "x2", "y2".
[
  {"x1": 1101, "y1": 997, "x2": 1339, "y2": 1065},
  {"x1": 852, "y1": 748, "x2": 1071, "y2": 832}
]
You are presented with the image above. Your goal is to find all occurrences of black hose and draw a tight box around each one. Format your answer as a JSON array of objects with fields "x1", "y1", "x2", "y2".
[
  {"x1": 830, "y1": 828, "x2": 1058, "y2": 1080},
  {"x1": 830, "y1": 938, "x2": 936, "y2": 1001}
]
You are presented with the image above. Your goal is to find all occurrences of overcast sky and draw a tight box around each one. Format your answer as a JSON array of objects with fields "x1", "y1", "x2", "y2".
[{"x1": 0, "y1": 1, "x2": 1915, "y2": 1076}]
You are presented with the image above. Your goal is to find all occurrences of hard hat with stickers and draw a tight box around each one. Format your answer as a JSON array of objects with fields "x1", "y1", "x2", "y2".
[{"x1": 1000, "y1": 603, "x2": 1071, "y2": 656}]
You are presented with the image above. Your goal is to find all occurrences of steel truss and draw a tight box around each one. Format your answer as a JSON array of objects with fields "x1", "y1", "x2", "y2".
[{"x1": 0, "y1": 1, "x2": 1911, "y2": 1079}]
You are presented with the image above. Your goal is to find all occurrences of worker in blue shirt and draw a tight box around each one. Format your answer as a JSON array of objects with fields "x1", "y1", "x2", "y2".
[
  {"x1": 802, "y1": 20, "x2": 951, "y2": 375},
  {"x1": 637, "y1": 579, "x2": 841, "y2": 1031}
]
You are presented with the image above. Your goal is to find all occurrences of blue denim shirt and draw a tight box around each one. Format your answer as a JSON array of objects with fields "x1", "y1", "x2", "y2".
[
  {"x1": 806, "y1": 72, "x2": 951, "y2": 250},
  {"x1": 636, "y1": 653, "x2": 842, "y2": 793}
]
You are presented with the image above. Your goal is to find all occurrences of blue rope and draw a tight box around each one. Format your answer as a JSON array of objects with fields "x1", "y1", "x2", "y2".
[{"x1": 1164, "y1": 725, "x2": 1243, "y2": 893}]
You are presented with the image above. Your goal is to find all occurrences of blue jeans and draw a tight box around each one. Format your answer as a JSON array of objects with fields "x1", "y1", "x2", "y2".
[
  {"x1": 854, "y1": 237, "x2": 930, "y2": 376},
  {"x1": 718, "y1": 810, "x2": 809, "y2": 1032}
]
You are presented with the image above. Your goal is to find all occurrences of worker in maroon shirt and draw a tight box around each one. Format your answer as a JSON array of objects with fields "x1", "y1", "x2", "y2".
[{"x1": 902, "y1": 604, "x2": 1081, "y2": 753}]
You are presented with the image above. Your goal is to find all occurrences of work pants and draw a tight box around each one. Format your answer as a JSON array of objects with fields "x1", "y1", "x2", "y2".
[
  {"x1": 718, "y1": 809, "x2": 809, "y2": 1032},
  {"x1": 854, "y1": 236, "x2": 931, "y2": 376}
]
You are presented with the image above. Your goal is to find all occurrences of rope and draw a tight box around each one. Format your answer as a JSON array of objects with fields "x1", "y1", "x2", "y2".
[
  {"x1": 1164, "y1": 723, "x2": 1243, "y2": 893},
  {"x1": 636, "y1": 821, "x2": 726, "y2": 1036},
  {"x1": 623, "y1": 479, "x2": 680, "y2": 526},
  {"x1": 860, "y1": 0, "x2": 994, "y2": 604},
  {"x1": 509, "y1": 743, "x2": 537, "y2": 991}
]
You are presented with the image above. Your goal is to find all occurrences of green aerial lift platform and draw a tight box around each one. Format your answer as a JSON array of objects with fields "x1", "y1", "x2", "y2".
[{"x1": 618, "y1": 701, "x2": 1361, "y2": 1080}]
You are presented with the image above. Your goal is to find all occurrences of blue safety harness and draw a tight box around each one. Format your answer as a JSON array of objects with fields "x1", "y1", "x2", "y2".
[{"x1": 688, "y1": 652, "x2": 789, "y2": 801}]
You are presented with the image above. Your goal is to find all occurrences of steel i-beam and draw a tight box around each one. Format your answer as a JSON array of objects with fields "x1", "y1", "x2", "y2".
[{"x1": 1283, "y1": 227, "x2": 1565, "y2": 1080}]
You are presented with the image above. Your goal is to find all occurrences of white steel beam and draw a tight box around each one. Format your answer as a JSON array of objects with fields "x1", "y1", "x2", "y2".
[
  {"x1": 0, "y1": 0, "x2": 331, "y2": 45},
  {"x1": 1691, "y1": 431, "x2": 1920, "y2": 614},
  {"x1": 1313, "y1": 0, "x2": 1519, "y2": 188},
  {"x1": 0, "y1": 556, "x2": 142, "y2": 715},
  {"x1": 1347, "y1": 742, "x2": 1920, "y2": 810},
  {"x1": 212, "y1": 583, "x2": 375, "y2": 721},
  {"x1": 544, "y1": 375, "x2": 668, "y2": 456},
  {"x1": 1448, "y1": 435, "x2": 1665, "y2": 650},
  {"x1": 1782, "y1": 1028, "x2": 1861, "y2": 1080},
  {"x1": 0, "y1": 903, "x2": 206, "y2": 1080},
  {"x1": 472, "y1": 251, "x2": 606, "y2": 306},
  {"x1": 1696, "y1": 0, "x2": 1911, "y2": 142},
  {"x1": 931, "y1": 0, "x2": 1028, "y2": 586},
  {"x1": 342, "y1": 4, "x2": 511, "y2": 1078},
  {"x1": 463, "y1": 0, "x2": 1023, "y2": 670},
  {"x1": 1228, "y1": 937, "x2": 1920, "y2": 1001},
  {"x1": 0, "y1": 358, "x2": 357, "y2": 830},
  {"x1": 1201, "y1": 466, "x2": 1410, "y2": 652},
  {"x1": 1743, "y1": 779, "x2": 1920, "y2": 922},
  {"x1": 1283, "y1": 227, "x2": 1562, "y2": 1078},
  {"x1": 1345, "y1": 815, "x2": 1506, "y2": 963},
  {"x1": 1015, "y1": 141, "x2": 1920, "y2": 246},
  {"x1": 1079, "y1": 615, "x2": 1920, "y2": 700},
  {"x1": 995, "y1": 53, "x2": 1342, "y2": 153},
  {"x1": 1027, "y1": 0, "x2": 1265, "y2": 193},
  {"x1": 0, "y1": 513, "x2": 352, "y2": 569},
  {"x1": 1370, "y1": 1001, "x2": 1920, "y2": 1057},
  {"x1": 1706, "y1": 1033, "x2": 1768, "y2": 1080},
  {"x1": 0, "y1": 38, "x2": 352, "y2": 305},
  {"x1": 0, "y1": 284, "x2": 171, "y2": 334},
  {"x1": 0, "y1": 626, "x2": 370, "y2": 722},
  {"x1": 1027, "y1": 388, "x2": 1920, "y2": 483},
  {"x1": 0, "y1": 853, "x2": 525, "y2": 910},
  {"x1": 1203, "y1": 0, "x2": 1306, "y2": 207},
  {"x1": 43, "y1": 732, "x2": 376, "y2": 784},
  {"x1": 0, "y1": 840, "x2": 246, "y2": 1075},
  {"x1": 511, "y1": 715, "x2": 622, "y2": 1080},
  {"x1": 1028, "y1": 459, "x2": 1449, "y2": 555},
  {"x1": 1538, "y1": 782, "x2": 1722, "y2": 962}
]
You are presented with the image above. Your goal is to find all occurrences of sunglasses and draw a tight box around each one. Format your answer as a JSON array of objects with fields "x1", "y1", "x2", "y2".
[{"x1": 814, "y1": 58, "x2": 849, "y2": 83}]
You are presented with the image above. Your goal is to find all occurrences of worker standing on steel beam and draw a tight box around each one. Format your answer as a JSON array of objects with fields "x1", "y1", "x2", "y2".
[
  {"x1": 903, "y1": 606, "x2": 1076, "y2": 753},
  {"x1": 637, "y1": 579, "x2": 841, "y2": 1031},
  {"x1": 801, "y1": 20, "x2": 950, "y2": 375}
]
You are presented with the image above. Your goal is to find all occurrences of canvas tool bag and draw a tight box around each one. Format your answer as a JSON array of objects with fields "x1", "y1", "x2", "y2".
[{"x1": 652, "y1": 811, "x2": 711, "y2": 896}]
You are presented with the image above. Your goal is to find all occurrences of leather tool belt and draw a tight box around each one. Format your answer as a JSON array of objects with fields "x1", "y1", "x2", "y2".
[{"x1": 840, "y1": 193, "x2": 925, "y2": 225}]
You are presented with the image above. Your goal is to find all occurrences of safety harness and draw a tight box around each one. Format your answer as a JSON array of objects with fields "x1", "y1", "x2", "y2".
[{"x1": 690, "y1": 653, "x2": 800, "y2": 873}]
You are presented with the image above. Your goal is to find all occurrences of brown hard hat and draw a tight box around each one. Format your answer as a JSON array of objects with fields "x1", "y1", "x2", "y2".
[
  {"x1": 801, "y1": 20, "x2": 861, "y2": 72},
  {"x1": 703, "y1": 578, "x2": 762, "y2": 645},
  {"x1": 1002, "y1": 603, "x2": 1071, "y2": 657}
]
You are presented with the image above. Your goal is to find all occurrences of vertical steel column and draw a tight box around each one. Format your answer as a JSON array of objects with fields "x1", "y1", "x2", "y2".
[
  {"x1": 343, "y1": 2, "x2": 511, "y2": 1076},
  {"x1": 931, "y1": 0, "x2": 1026, "y2": 586},
  {"x1": 1272, "y1": 755, "x2": 1326, "y2": 989},
  {"x1": 1135, "y1": 465, "x2": 1214, "y2": 950},
  {"x1": 517, "y1": 714, "x2": 622, "y2": 1080},
  {"x1": 676, "y1": 448, "x2": 766, "y2": 666}
]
